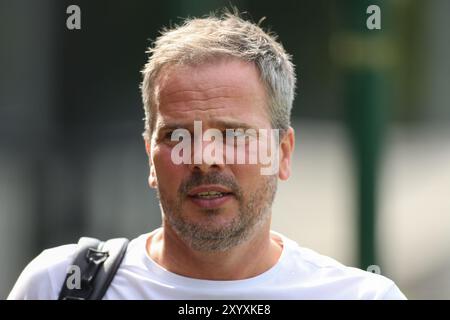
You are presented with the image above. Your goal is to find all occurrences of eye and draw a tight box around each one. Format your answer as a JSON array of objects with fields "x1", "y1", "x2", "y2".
[
  {"x1": 162, "y1": 130, "x2": 174, "y2": 140},
  {"x1": 223, "y1": 129, "x2": 258, "y2": 148},
  {"x1": 157, "y1": 130, "x2": 177, "y2": 144},
  {"x1": 224, "y1": 129, "x2": 246, "y2": 139},
  {"x1": 163, "y1": 129, "x2": 192, "y2": 143},
  {"x1": 164, "y1": 130, "x2": 173, "y2": 140}
]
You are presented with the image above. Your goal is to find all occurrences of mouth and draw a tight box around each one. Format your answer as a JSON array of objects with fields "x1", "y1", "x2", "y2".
[
  {"x1": 190, "y1": 190, "x2": 234, "y2": 199},
  {"x1": 187, "y1": 185, "x2": 234, "y2": 208}
]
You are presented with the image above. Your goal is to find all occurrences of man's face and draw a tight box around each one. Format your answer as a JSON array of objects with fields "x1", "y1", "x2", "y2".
[{"x1": 146, "y1": 58, "x2": 290, "y2": 251}]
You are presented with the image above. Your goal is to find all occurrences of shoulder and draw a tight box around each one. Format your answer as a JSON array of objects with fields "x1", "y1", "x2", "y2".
[
  {"x1": 7, "y1": 244, "x2": 77, "y2": 300},
  {"x1": 277, "y1": 233, "x2": 407, "y2": 299}
]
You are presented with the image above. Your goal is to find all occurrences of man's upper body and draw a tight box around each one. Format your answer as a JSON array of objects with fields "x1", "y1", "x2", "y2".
[
  {"x1": 8, "y1": 11, "x2": 406, "y2": 300},
  {"x1": 8, "y1": 228, "x2": 406, "y2": 299}
]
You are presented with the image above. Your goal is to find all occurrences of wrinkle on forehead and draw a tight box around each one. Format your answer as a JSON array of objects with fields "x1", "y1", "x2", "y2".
[
  {"x1": 156, "y1": 58, "x2": 265, "y2": 98},
  {"x1": 153, "y1": 58, "x2": 271, "y2": 128},
  {"x1": 160, "y1": 86, "x2": 243, "y2": 106},
  {"x1": 163, "y1": 86, "x2": 239, "y2": 98}
]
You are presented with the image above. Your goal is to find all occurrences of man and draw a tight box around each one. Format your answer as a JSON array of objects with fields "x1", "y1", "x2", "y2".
[{"x1": 8, "y1": 11, "x2": 406, "y2": 300}]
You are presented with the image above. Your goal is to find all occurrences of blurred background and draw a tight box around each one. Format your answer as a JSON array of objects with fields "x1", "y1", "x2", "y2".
[{"x1": 1, "y1": 0, "x2": 449, "y2": 299}]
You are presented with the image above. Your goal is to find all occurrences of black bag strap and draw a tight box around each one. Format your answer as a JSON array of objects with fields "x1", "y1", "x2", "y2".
[{"x1": 58, "y1": 237, "x2": 129, "y2": 300}]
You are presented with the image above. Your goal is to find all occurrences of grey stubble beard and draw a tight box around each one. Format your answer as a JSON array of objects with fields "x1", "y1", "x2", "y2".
[{"x1": 157, "y1": 171, "x2": 277, "y2": 252}]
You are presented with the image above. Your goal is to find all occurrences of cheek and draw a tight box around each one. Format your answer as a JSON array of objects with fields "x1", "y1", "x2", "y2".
[
  {"x1": 230, "y1": 163, "x2": 264, "y2": 188},
  {"x1": 153, "y1": 145, "x2": 184, "y2": 190}
]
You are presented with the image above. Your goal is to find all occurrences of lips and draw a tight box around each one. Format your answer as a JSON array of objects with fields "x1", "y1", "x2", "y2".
[
  {"x1": 187, "y1": 185, "x2": 234, "y2": 208},
  {"x1": 187, "y1": 185, "x2": 233, "y2": 198}
]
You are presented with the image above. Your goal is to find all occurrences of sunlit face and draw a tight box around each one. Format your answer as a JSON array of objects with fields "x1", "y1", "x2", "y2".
[{"x1": 145, "y1": 57, "x2": 292, "y2": 251}]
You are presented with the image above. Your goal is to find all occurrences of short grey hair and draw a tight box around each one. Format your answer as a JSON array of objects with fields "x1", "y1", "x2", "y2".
[{"x1": 140, "y1": 10, "x2": 296, "y2": 140}]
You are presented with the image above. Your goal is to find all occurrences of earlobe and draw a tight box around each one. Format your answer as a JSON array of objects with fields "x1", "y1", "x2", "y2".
[
  {"x1": 148, "y1": 160, "x2": 158, "y2": 189},
  {"x1": 278, "y1": 127, "x2": 295, "y2": 181},
  {"x1": 145, "y1": 139, "x2": 158, "y2": 188},
  {"x1": 145, "y1": 139, "x2": 151, "y2": 157},
  {"x1": 148, "y1": 173, "x2": 157, "y2": 189},
  {"x1": 279, "y1": 164, "x2": 291, "y2": 180}
]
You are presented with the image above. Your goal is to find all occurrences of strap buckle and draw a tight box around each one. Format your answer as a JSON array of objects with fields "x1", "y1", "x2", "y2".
[{"x1": 80, "y1": 248, "x2": 109, "y2": 287}]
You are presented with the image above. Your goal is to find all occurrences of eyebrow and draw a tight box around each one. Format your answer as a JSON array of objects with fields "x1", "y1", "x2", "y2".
[
  {"x1": 155, "y1": 122, "x2": 190, "y2": 132},
  {"x1": 210, "y1": 120, "x2": 257, "y2": 130},
  {"x1": 155, "y1": 120, "x2": 258, "y2": 132}
]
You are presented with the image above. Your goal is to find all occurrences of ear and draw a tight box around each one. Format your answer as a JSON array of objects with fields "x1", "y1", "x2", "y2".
[
  {"x1": 278, "y1": 127, "x2": 295, "y2": 181},
  {"x1": 145, "y1": 139, "x2": 158, "y2": 189}
]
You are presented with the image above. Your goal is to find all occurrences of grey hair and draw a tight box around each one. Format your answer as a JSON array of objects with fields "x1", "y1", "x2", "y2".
[{"x1": 140, "y1": 10, "x2": 296, "y2": 140}]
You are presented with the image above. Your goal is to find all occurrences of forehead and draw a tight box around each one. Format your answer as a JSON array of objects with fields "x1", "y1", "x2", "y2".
[{"x1": 153, "y1": 58, "x2": 271, "y2": 129}]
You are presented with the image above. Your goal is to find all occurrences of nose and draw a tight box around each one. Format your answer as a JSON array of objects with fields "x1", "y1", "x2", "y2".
[{"x1": 188, "y1": 137, "x2": 225, "y2": 173}]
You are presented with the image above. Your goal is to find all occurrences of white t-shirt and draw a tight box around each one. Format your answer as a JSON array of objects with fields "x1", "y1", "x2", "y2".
[{"x1": 8, "y1": 228, "x2": 406, "y2": 300}]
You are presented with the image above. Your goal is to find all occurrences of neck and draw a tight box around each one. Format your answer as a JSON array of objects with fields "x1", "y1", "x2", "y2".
[{"x1": 146, "y1": 220, "x2": 282, "y2": 280}]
